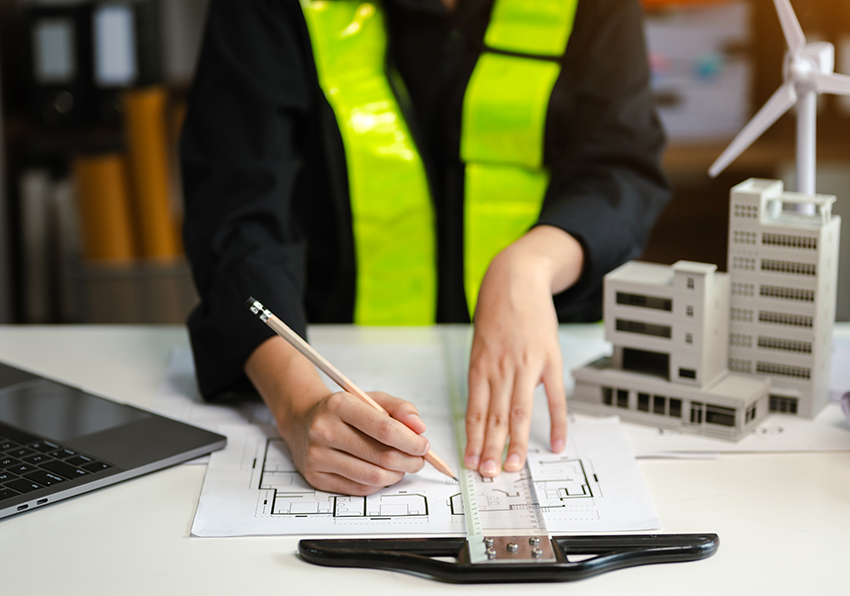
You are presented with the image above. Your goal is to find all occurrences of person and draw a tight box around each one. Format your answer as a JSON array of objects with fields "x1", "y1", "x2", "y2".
[{"x1": 180, "y1": 0, "x2": 669, "y2": 496}]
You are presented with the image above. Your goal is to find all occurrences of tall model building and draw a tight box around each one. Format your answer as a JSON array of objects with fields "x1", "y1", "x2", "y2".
[
  {"x1": 571, "y1": 260, "x2": 770, "y2": 441},
  {"x1": 726, "y1": 179, "x2": 841, "y2": 418}
]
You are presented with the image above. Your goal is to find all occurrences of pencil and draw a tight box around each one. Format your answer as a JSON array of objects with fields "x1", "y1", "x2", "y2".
[{"x1": 245, "y1": 297, "x2": 458, "y2": 481}]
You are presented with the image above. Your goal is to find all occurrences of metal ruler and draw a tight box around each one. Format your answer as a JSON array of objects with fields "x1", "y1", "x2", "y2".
[{"x1": 444, "y1": 331, "x2": 556, "y2": 564}]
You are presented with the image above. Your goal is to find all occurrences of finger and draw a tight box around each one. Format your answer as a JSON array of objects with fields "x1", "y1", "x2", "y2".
[
  {"x1": 306, "y1": 471, "x2": 390, "y2": 497},
  {"x1": 465, "y1": 365, "x2": 490, "y2": 471},
  {"x1": 542, "y1": 356, "x2": 567, "y2": 453},
  {"x1": 334, "y1": 394, "x2": 430, "y2": 457},
  {"x1": 318, "y1": 448, "x2": 406, "y2": 489},
  {"x1": 504, "y1": 367, "x2": 537, "y2": 473},
  {"x1": 343, "y1": 426, "x2": 428, "y2": 474},
  {"x1": 370, "y1": 391, "x2": 426, "y2": 434},
  {"x1": 479, "y1": 369, "x2": 514, "y2": 477}
]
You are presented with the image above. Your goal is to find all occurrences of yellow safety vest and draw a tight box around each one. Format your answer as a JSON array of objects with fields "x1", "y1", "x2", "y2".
[{"x1": 300, "y1": 0, "x2": 578, "y2": 324}]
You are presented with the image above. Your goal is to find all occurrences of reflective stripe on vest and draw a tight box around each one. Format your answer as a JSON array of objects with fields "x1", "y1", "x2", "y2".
[
  {"x1": 300, "y1": 1, "x2": 437, "y2": 325},
  {"x1": 300, "y1": 0, "x2": 578, "y2": 324},
  {"x1": 461, "y1": 0, "x2": 578, "y2": 318}
]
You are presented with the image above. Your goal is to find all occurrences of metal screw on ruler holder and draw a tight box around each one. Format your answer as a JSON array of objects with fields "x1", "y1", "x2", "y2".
[
  {"x1": 506, "y1": 542, "x2": 519, "y2": 553},
  {"x1": 529, "y1": 537, "x2": 540, "y2": 546},
  {"x1": 486, "y1": 548, "x2": 497, "y2": 560},
  {"x1": 484, "y1": 537, "x2": 494, "y2": 547},
  {"x1": 532, "y1": 547, "x2": 543, "y2": 558}
]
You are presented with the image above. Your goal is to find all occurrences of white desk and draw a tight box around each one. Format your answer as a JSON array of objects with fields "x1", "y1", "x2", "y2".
[{"x1": 0, "y1": 325, "x2": 847, "y2": 596}]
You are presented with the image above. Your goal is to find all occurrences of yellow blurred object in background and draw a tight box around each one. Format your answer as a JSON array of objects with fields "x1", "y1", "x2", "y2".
[
  {"x1": 73, "y1": 152, "x2": 137, "y2": 264},
  {"x1": 122, "y1": 86, "x2": 182, "y2": 260}
]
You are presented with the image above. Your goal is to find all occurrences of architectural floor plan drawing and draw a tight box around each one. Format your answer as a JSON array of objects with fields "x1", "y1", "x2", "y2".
[
  {"x1": 256, "y1": 436, "x2": 430, "y2": 521},
  {"x1": 191, "y1": 416, "x2": 660, "y2": 537},
  {"x1": 187, "y1": 330, "x2": 660, "y2": 537},
  {"x1": 448, "y1": 454, "x2": 599, "y2": 517}
]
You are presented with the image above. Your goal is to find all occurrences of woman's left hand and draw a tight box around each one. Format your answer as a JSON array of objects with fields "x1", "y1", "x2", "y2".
[{"x1": 464, "y1": 225, "x2": 584, "y2": 477}]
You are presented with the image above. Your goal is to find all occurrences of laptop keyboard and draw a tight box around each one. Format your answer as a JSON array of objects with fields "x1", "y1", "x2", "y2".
[{"x1": 0, "y1": 426, "x2": 113, "y2": 503}]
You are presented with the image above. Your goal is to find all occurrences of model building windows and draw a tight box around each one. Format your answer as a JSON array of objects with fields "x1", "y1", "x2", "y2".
[
  {"x1": 637, "y1": 393, "x2": 650, "y2": 412},
  {"x1": 602, "y1": 386, "x2": 613, "y2": 406},
  {"x1": 761, "y1": 233, "x2": 817, "y2": 250},
  {"x1": 756, "y1": 361, "x2": 811, "y2": 379},
  {"x1": 758, "y1": 311, "x2": 813, "y2": 327},
  {"x1": 761, "y1": 259, "x2": 816, "y2": 276},
  {"x1": 617, "y1": 389, "x2": 629, "y2": 408},
  {"x1": 615, "y1": 319, "x2": 672, "y2": 338},
  {"x1": 686, "y1": 305, "x2": 693, "y2": 317},
  {"x1": 669, "y1": 398, "x2": 682, "y2": 418},
  {"x1": 705, "y1": 405, "x2": 736, "y2": 427},
  {"x1": 759, "y1": 285, "x2": 814, "y2": 302},
  {"x1": 745, "y1": 403, "x2": 758, "y2": 422},
  {"x1": 678, "y1": 368, "x2": 697, "y2": 380},
  {"x1": 685, "y1": 332, "x2": 693, "y2": 344},
  {"x1": 687, "y1": 277, "x2": 694, "y2": 290},
  {"x1": 653, "y1": 395, "x2": 666, "y2": 415},
  {"x1": 615, "y1": 292, "x2": 672, "y2": 311},
  {"x1": 622, "y1": 347, "x2": 669, "y2": 379},
  {"x1": 769, "y1": 395, "x2": 799, "y2": 414},
  {"x1": 690, "y1": 402, "x2": 704, "y2": 424}
]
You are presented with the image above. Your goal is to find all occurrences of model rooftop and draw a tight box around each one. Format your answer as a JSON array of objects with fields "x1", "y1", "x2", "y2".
[{"x1": 605, "y1": 260, "x2": 718, "y2": 288}]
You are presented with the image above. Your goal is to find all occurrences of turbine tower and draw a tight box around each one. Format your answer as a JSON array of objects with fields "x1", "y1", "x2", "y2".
[{"x1": 709, "y1": 0, "x2": 850, "y2": 197}]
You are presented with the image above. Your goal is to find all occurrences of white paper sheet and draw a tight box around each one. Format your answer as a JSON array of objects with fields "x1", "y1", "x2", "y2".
[
  {"x1": 623, "y1": 403, "x2": 850, "y2": 456},
  {"x1": 191, "y1": 417, "x2": 659, "y2": 537},
  {"x1": 151, "y1": 349, "x2": 275, "y2": 432}
]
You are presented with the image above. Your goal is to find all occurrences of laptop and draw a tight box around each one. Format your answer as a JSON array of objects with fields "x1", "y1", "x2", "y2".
[{"x1": 0, "y1": 360, "x2": 226, "y2": 519}]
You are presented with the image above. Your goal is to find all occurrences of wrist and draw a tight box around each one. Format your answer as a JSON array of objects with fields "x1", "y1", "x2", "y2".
[
  {"x1": 244, "y1": 336, "x2": 330, "y2": 435},
  {"x1": 496, "y1": 225, "x2": 584, "y2": 295}
]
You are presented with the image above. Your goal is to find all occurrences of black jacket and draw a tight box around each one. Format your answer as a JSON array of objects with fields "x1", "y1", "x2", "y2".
[{"x1": 180, "y1": 0, "x2": 670, "y2": 400}]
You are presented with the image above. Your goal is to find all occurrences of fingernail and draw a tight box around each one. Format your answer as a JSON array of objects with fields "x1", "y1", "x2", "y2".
[
  {"x1": 552, "y1": 439, "x2": 565, "y2": 452},
  {"x1": 411, "y1": 414, "x2": 426, "y2": 430},
  {"x1": 480, "y1": 460, "x2": 498, "y2": 476},
  {"x1": 421, "y1": 440, "x2": 431, "y2": 456},
  {"x1": 504, "y1": 453, "x2": 521, "y2": 471},
  {"x1": 465, "y1": 454, "x2": 480, "y2": 469}
]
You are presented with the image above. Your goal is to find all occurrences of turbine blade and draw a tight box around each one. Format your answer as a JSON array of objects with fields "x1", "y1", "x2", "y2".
[
  {"x1": 813, "y1": 72, "x2": 850, "y2": 96},
  {"x1": 709, "y1": 84, "x2": 797, "y2": 178},
  {"x1": 774, "y1": 0, "x2": 806, "y2": 54}
]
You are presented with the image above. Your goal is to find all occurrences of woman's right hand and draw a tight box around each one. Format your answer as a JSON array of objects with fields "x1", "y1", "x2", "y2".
[
  {"x1": 281, "y1": 389, "x2": 430, "y2": 495},
  {"x1": 245, "y1": 336, "x2": 429, "y2": 495}
]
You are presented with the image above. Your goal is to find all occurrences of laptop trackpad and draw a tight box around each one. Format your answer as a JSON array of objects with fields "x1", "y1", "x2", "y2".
[{"x1": 0, "y1": 380, "x2": 149, "y2": 442}]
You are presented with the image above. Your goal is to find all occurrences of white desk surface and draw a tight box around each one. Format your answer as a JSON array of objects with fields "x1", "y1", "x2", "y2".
[{"x1": 0, "y1": 324, "x2": 847, "y2": 596}]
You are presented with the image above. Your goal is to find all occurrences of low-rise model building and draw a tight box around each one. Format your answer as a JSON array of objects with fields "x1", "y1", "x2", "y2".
[{"x1": 571, "y1": 260, "x2": 770, "y2": 441}]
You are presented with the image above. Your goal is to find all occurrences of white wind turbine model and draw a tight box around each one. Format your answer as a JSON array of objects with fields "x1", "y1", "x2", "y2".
[{"x1": 709, "y1": 0, "x2": 850, "y2": 203}]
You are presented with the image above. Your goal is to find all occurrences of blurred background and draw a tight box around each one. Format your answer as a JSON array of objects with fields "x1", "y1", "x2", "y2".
[{"x1": 0, "y1": 0, "x2": 847, "y2": 325}]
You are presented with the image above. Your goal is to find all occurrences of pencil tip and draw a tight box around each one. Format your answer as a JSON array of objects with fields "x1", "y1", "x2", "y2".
[{"x1": 452, "y1": 476, "x2": 458, "y2": 482}]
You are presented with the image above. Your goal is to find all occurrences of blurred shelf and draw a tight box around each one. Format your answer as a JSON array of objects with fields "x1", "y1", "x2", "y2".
[{"x1": 664, "y1": 131, "x2": 850, "y2": 173}]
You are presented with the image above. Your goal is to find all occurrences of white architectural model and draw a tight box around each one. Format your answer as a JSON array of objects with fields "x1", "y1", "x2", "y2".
[
  {"x1": 571, "y1": 0, "x2": 843, "y2": 439},
  {"x1": 571, "y1": 260, "x2": 770, "y2": 441},
  {"x1": 726, "y1": 179, "x2": 840, "y2": 418},
  {"x1": 573, "y1": 0, "x2": 850, "y2": 439}
]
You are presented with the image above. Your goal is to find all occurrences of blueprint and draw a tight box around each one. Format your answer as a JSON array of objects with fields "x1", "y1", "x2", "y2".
[
  {"x1": 191, "y1": 417, "x2": 660, "y2": 537},
  {"x1": 189, "y1": 327, "x2": 659, "y2": 536}
]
